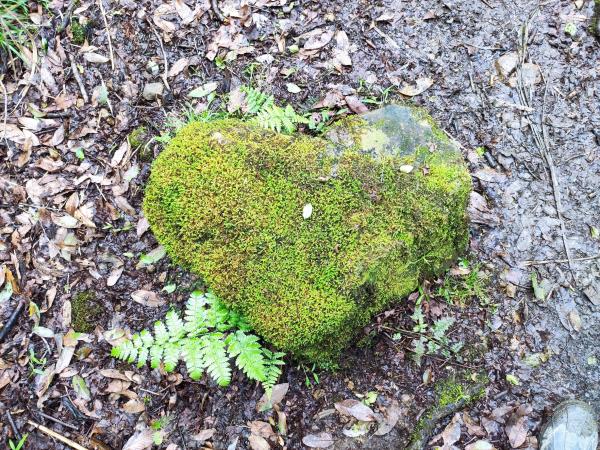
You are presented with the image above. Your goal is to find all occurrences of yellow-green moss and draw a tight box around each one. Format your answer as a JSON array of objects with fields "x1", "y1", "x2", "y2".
[
  {"x1": 70, "y1": 19, "x2": 86, "y2": 45},
  {"x1": 72, "y1": 291, "x2": 102, "y2": 333},
  {"x1": 143, "y1": 116, "x2": 471, "y2": 363}
]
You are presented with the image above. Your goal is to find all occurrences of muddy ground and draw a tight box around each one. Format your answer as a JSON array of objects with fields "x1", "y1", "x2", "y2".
[{"x1": 0, "y1": 0, "x2": 599, "y2": 449}]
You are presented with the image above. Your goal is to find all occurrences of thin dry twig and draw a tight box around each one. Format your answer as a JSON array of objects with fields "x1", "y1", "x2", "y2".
[
  {"x1": 522, "y1": 254, "x2": 600, "y2": 266},
  {"x1": 515, "y1": 11, "x2": 575, "y2": 281},
  {"x1": 69, "y1": 55, "x2": 89, "y2": 103},
  {"x1": 211, "y1": 0, "x2": 226, "y2": 22},
  {"x1": 97, "y1": 0, "x2": 115, "y2": 71},
  {"x1": 27, "y1": 420, "x2": 89, "y2": 450},
  {"x1": 0, "y1": 76, "x2": 8, "y2": 149},
  {"x1": 36, "y1": 411, "x2": 79, "y2": 431},
  {"x1": 0, "y1": 296, "x2": 27, "y2": 344},
  {"x1": 146, "y1": 18, "x2": 170, "y2": 91}
]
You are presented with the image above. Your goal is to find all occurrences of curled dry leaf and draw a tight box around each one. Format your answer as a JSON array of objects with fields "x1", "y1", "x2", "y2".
[
  {"x1": 344, "y1": 95, "x2": 368, "y2": 114},
  {"x1": 334, "y1": 399, "x2": 376, "y2": 422},
  {"x1": 399, "y1": 77, "x2": 434, "y2": 97},
  {"x1": 302, "y1": 432, "x2": 334, "y2": 448},
  {"x1": 84, "y1": 52, "x2": 110, "y2": 63},
  {"x1": 303, "y1": 29, "x2": 335, "y2": 50},
  {"x1": 374, "y1": 400, "x2": 403, "y2": 436},
  {"x1": 131, "y1": 290, "x2": 164, "y2": 307},
  {"x1": 248, "y1": 434, "x2": 270, "y2": 450},
  {"x1": 256, "y1": 383, "x2": 289, "y2": 412},
  {"x1": 122, "y1": 398, "x2": 146, "y2": 414},
  {"x1": 122, "y1": 428, "x2": 155, "y2": 450},
  {"x1": 168, "y1": 57, "x2": 189, "y2": 77},
  {"x1": 51, "y1": 213, "x2": 79, "y2": 229}
]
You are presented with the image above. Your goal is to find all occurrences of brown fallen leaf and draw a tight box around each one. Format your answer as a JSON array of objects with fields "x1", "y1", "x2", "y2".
[
  {"x1": 505, "y1": 410, "x2": 529, "y2": 448},
  {"x1": 334, "y1": 399, "x2": 376, "y2": 422},
  {"x1": 344, "y1": 95, "x2": 368, "y2": 114},
  {"x1": 168, "y1": 57, "x2": 189, "y2": 77},
  {"x1": 256, "y1": 383, "x2": 288, "y2": 412},
  {"x1": 302, "y1": 432, "x2": 334, "y2": 448},
  {"x1": 374, "y1": 400, "x2": 403, "y2": 436},
  {"x1": 248, "y1": 433, "x2": 270, "y2": 450},
  {"x1": 122, "y1": 428, "x2": 155, "y2": 450},
  {"x1": 399, "y1": 77, "x2": 434, "y2": 97},
  {"x1": 303, "y1": 29, "x2": 335, "y2": 50},
  {"x1": 131, "y1": 290, "x2": 164, "y2": 307}
]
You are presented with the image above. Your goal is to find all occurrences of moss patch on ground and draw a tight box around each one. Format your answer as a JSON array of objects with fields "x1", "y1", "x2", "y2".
[
  {"x1": 143, "y1": 109, "x2": 471, "y2": 363},
  {"x1": 71, "y1": 291, "x2": 102, "y2": 333}
]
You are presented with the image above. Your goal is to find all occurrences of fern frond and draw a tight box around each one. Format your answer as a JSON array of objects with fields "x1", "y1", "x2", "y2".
[
  {"x1": 241, "y1": 85, "x2": 273, "y2": 114},
  {"x1": 163, "y1": 342, "x2": 181, "y2": 372},
  {"x1": 227, "y1": 331, "x2": 266, "y2": 382},
  {"x1": 184, "y1": 292, "x2": 209, "y2": 335},
  {"x1": 262, "y1": 349, "x2": 286, "y2": 395},
  {"x1": 150, "y1": 344, "x2": 163, "y2": 369},
  {"x1": 166, "y1": 310, "x2": 186, "y2": 341},
  {"x1": 154, "y1": 321, "x2": 169, "y2": 346},
  {"x1": 200, "y1": 333, "x2": 231, "y2": 387},
  {"x1": 182, "y1": 337, "x2": 204, "y2": 380}
]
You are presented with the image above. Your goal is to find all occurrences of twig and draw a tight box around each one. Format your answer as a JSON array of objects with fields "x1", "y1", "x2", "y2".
[
  {"x1": 146, "y1": 18, "x2": 170, "y2": 91},
  {"x1": 210, "y1": 0, "x2": 226, "y2": 22},
  {"x1": 6, "y1": 411, "x2": 21, "y2": 441},
  {"x1": 68, "y1": 55, "x2": 89, "y2": 103},
  {"x1": 0, "y1": 296, "x2": 27, "y2": 344},
  {"x1": 56, "y1": 0, "x2": 77, "y2": 35},
  {"x1": 0, "y1": 76, "x2": 8, "y2": 149},
  {"x1": 97, "y1": 0, "x2": 115, "y2": 71},
  {"x1": 27, "y1": 420, "x2": 89, "y2": 450},
  {"x1": 522, "y1": 254, "x2": 600, "y2": 266},
  {"x1": 515, "y1": 13, "x2": 575, "y2": 282},
  {"x1": 36, "y1": 411, "x2": 79, "y2": 431}
]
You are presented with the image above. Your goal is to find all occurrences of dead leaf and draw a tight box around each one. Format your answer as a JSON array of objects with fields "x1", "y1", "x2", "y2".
[
  {"x1": 304, "y1": 29, "x2": 335, "y2": 50},
  {"x1": 107, "y1": 267, "x2": 124, "y2": 287},
  {"x1": 51, "y1": 213, "x2": 79, "y2": 229},
  {"x1": 374, "y1": 400, "x2": 402, "y2": 435},
  {"x1": 131, "y1": 290, "x2": 164, "y2": 307},
  {"x1": 175, "y1": 0, "x2": 194, "y2": 24},
  {"x1": 123, "y1": 428, "x2": 155, "y2": 450},
  {"x1": 342, "y1": 421, "x2": 371, "y2": 437},
  {"x1": 123, "y1": 398, "x2": 146, "y2": 414},
  {"x1": 249, "y1": 421, "x2": 276, "y2": 439},
  {"x1": 256, "y1": 383, "x2": 288, "y2": 411},
  {"x1": 168, "y1": 57, "x2": 189, "y2": 77},
  {"x1": 302, "y1": 432, "x2": 334, "y2": 448},
  {"x1": 84, "y1": 52, "x2": 110, "y2": 63},
  {"x1": 344, "y1": 95, "x2": 368, "y2": 114},
  {"x1": 465, "y1": 441, "x2": 496, "y2": 450},
  {"x1": 191, "y1": 428, "x2": 216, "y2": 443},
  {"x1": 505, "y1": 410, "x2": 528, "y2": 448},
  {"x1": 399, "y1": 77, "x2": 434, "y2": 97},
  {"x1": 334, "y1": 399, "x2": 376, "y2": 422},
  {"x1": 248, "y1": 434, "x2": 270, "y2": 450}
]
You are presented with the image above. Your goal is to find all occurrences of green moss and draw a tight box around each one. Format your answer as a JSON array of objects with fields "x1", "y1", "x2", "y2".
[
  {"x1": 72, "y1": 291, "x2": 102, "y2": 333},
  {"x1": 129, "y1": 126, "x2": 149, "y2": 149},
  {"x1": 70, "y1": 19, "x2": 86, "y2": 45},
  {"x1": 143, "y1": 116, "x2": 470, "y2": 363}
]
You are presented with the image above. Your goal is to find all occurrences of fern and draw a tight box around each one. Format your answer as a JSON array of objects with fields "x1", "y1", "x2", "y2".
[
  {"x1": 263, "y1": 349, "x2": 286, "y2": 396},
  {"x1": 240, "y1": 85, "x2": 307, "y2": 134},
  {"x1": 111, "y1": 291, "x2": 285, "y2": 392}
]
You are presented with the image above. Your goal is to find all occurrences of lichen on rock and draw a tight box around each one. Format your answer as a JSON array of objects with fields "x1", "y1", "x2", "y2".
[{"x1": 143, "y1": 104, "x2": 471, "y2": 363}]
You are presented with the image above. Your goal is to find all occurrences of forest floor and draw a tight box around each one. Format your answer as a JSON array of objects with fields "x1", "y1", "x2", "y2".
[{"x1": 1, "y1": 0, "x2": 599, "y2": 449}]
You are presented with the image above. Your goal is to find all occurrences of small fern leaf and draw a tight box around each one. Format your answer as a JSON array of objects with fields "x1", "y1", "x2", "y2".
[
  {"x1": 184, "y1": 293, "x2": 209, "y2": 335},
  {"x1": 201, "y1": 333, "x2": 231, "y2": 387},
  {"x1": 228, "y1": 331, "x2": 266, "y2": 382},
  {"x1": 182, "y1": 337, "x2": 204, "y2": 381},
  {"x1": 163, "y1": 342, "x2": 181, "y2": 372},
  {"x1": 137, "y1": 347, "x2": 149, "y2": 368},
  {"x1": 150, "y1": 344, "x2": 164, "y2": 369},
  {"x1": 166, "y1": 310, "x2": 186, "y2": 341},
  {"x1": 262, "y1": 349, "x2": 286, "y2": 395},
  {"x1": 111, "y1": 340, "x2": 132, "y2": 361},
  {"x1": 140, "y1": 329, "x2": 154, "y2": 347},
  {"x1": 154, "y1": 321, "x2": 169, "y2": 346}
]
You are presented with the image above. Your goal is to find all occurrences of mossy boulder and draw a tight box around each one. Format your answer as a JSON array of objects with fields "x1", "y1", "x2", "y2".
[{"x1": 143, "y1": 105, "x2": 471, "y2": 363}]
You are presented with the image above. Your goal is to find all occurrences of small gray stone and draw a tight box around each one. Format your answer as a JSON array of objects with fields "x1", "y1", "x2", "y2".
[
  {"x1": 142, "y1": 82, "x2": 164, "y2": 101},
  {"x1": 539, "y1": 400, "x2": 598, "y2": 450}
]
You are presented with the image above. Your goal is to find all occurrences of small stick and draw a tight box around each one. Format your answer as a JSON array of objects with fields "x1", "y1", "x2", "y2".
[
  {"x1": 56, "y1": 0, "x2": 77, "y2": 35},
  {"x1": 522, "y1": 254, "x2": 600, "y2": 266},
  {"x1": 37, "y1": 411, "x2": 79, "y2": 431},
  {"x1": 146, "y1": 18, "x2": 170, "y2": 91},
  {"x1": 97, "y1": 0, "x2": 115, "y2": 71},
  {"x1": 0, "y1": 76, "x2": 8, "y2": 149},
  {"x1": 6, "y1": 411, "x2": 21, "y2": 441},
  {"x1": 69, "y1": 55, "x2": 89, "y2": 103},
  {"x1": 210, "y1": 0, "x2": 226, "y2": 22},
  {"x1": 0, "y1": 296, "x2": 27, "y2": 344},
  {"x1": 27, "y1": 420, "x2": 89, "y2": 450}
]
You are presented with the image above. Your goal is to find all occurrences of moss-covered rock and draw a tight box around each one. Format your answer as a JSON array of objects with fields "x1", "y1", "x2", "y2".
[{"x1": 143, "y1": 105, "x2": 471, "y2": 363}]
